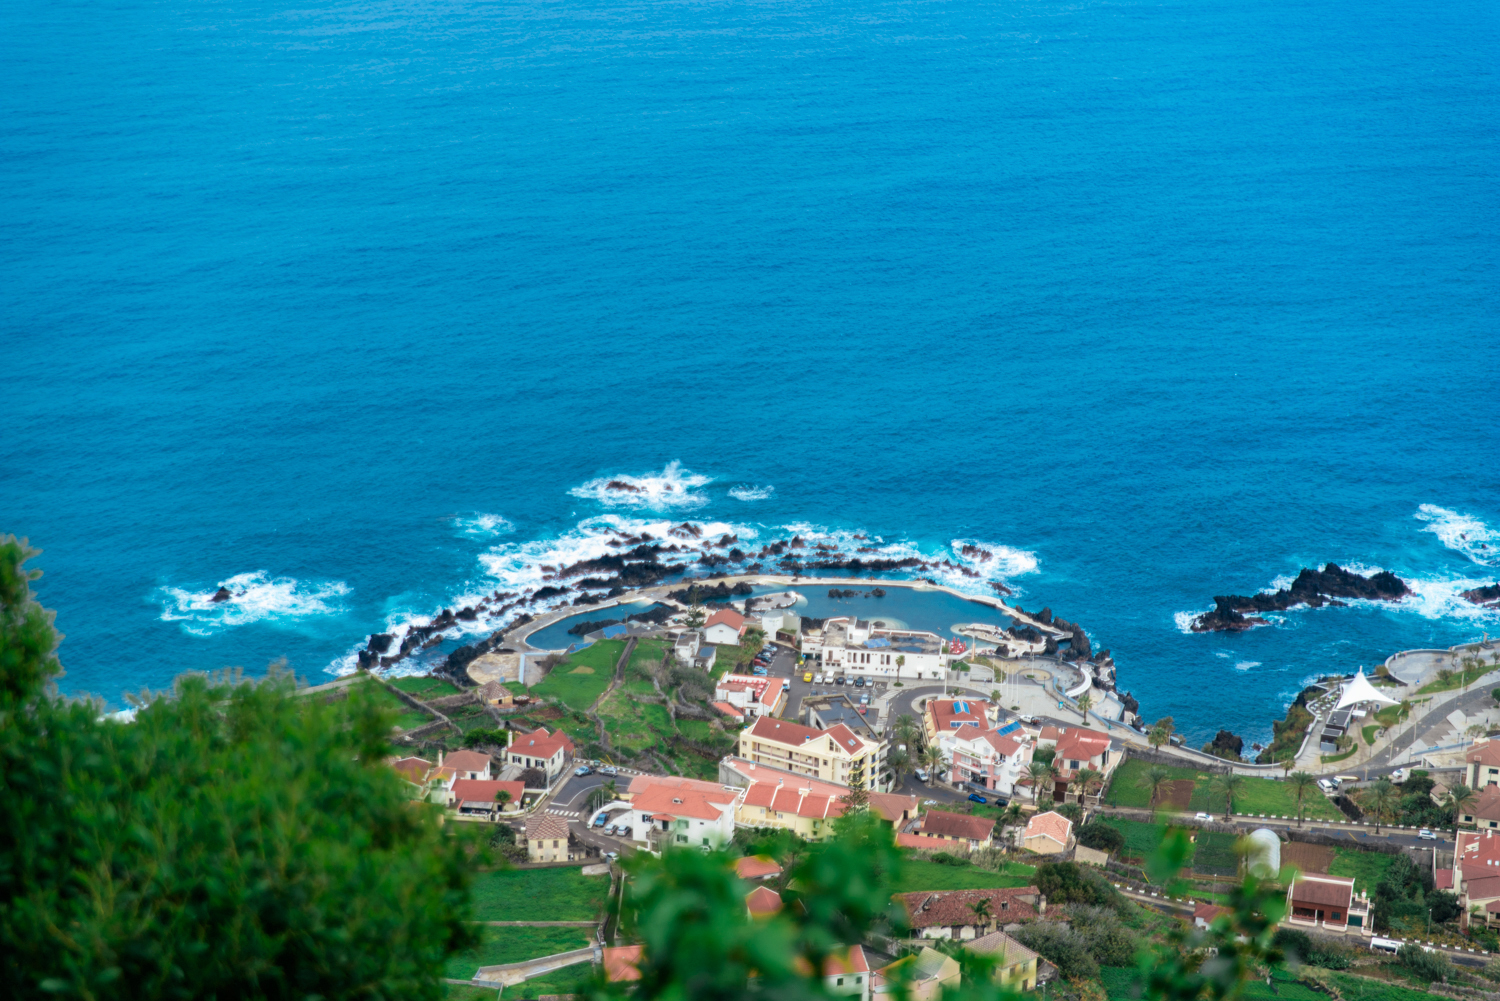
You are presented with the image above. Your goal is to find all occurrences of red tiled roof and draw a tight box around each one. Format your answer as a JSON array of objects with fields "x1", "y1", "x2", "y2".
[
  {"x1": 390, "y1": 756, "x2": 434, "y2": 783},
  {"x1": 525, "y1": 814, "x2": 571, "y2": 841},
  {"x1": 705, "y1": 608, "x2": 747, "y2": 631},
  {"x1": 1436, "y1": 869, "x2": 1454, "y2": 890},
  {"x1": 895, "y1": 888, "x2": 1040, "y2": 929},
  {"x1": 1194, "y1": 902, "x2": 1232, "y2": 923},
  {"x1": 1468, "y1": 875, "x2": 1500, "y2": 902},
  {"x1": 927, "y1": 699, "x2": 992, "y2": 733},
  {"x1": 747, "y1": 715, "x2": 824, "y2": 748},
  {"x1": 746, "y1": 885, "x2": 783, "y2": 916},
  {"x1": 1054, "y1": 728, "x2": 1111, "y2": 764},
  {"x1": 1457, "y1": 831, "x2": 1500, "y2": 882},
  {"x1": 711, "y1": 701, "x2": 746, "y2": 721},
  {"x1": 822, "y1": 722, "x2": 870, "y2": 753},
  {"x1": 820, "y1": 945, "x2": 869, "y2": 976},
  {"x1": 1468, "y1": 741, "x2": 1500, "y2": 767},
  {"x1": 632, "y1": 779, "x2": 738, "y2": 822},
  {"x1": 1471, "y1": 785, "x2": 1500, "y2": 823},
  {"x1": 603, "y1": 945, "x2": 643, "y2": 983},
  {"x1": 734, "y1": 855, "x2": 783, "y2": 880},
  {"x1": 867, "y1": 791, "x2": 919, "y2": 823},
  {"x1": 513, "y1": 727, "x2": 574, "y2": 759},
  {"x1": 1289, "y1": 874, "x2": 1354, "y2": 908},
  {"x1": 744, "y1": 779, "x2": 849, "y2": 821},
  {"x1": 442, "y1": 749, "x2": 493, "y2": 774},
  {"x1": 920, "y1": 809, "x2": 996, "y2": 842},
  {"x1": 451, "y1": 779, "x2": 524, "y2": 807},
  {"x1": 896, "y1": 832, "x2": 933, "y2": 850},
  {"x1": 1023, "y1": 811, "x2": 1073, "y2": 847}
]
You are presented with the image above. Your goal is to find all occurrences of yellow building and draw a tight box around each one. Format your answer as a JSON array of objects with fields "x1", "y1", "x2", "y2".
[
  {"x1": 966, "y1": 931, "x2": 1039, "y2": 991},
  {"x1": 737, "y1": 716, "x2": 885, "y2": 791}
]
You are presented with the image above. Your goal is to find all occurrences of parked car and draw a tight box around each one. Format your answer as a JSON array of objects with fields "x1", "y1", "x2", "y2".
[
  {"x1": 604, "y1": 824, "x2": 617, "y2": 836},
  {"x1": 600, "y1": 765, "x2": 618, "y2": 776},
  {"x1": 968, "y1": 793, "x2": 988, "y2": 804},
  {"x1": 803, "y1": 671, "x2": 813, "y2": 682},
  {"x1": 1419, "y1": 829, "x2": 1438, "y2": 840},
  {"x1": 1194, "y1": 812, "x2": 1212, "y2": 822},
  {"x1": 1391, "y1": 768, "x2": 1406, "y2": 783},
  {"x1": 615, "y1": 827, "x2": 631, "y2": 840},
  {"x1": 914, "y1": 768, "x2": 929, "y2": 782},
  {"x1": 835, "y1": 676, "x2": 846, "y2": 685},
  {"x1": 853, "y1": 676, "x2": 865, "y2": 687},
  {"x1": 593, "y1": 814, "x2": 608, "y2": 828},
  {"x1": 859, "y1": 694, "x2": 869, "y2": 705},
  {"x1": 575, "y1": 765, "x2": 593, "y2": 776}
]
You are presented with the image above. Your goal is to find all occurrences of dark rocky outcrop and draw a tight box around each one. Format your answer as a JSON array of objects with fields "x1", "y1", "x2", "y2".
[
  {"x1": 531, "y1": 585, "x2": 570, "y2": 601},
  {"x1": 1462, "y1": 583, "x2": 1500, "y2": 608},
  {"x1": 829, "y1": 589, "x2": 860, "y2": 598},
  {"x1": 1118, "y1": 691, "x2": 1140, "y2": 717},
  {"x1": 666, "y1": 581, "x2": 754, "y2": 604},
  {"x1": 366, "y1": 633, "x2": 394, "y2": 654},
  {"x1": 566, "y1": 604, "x2": 674, "y2": 635},
  {"x1": 605, "y1": 480, "x2": 642, "y2": 493},
  {"x1": 1207, "y1": 730, "x2": 1244, "y2": 758},
  {"x1": 803, "y1": 556, "x2": 924, "y2": 573},
  {"x1": 1191, "y1": 563, "x2": 1412, "y2": 632},
  {"x1": 210, "y1": 586, "x2": 233, "y2": 603},
  {"x1": 988, "y1": 581, "x2": 1013, "y2": 596}
]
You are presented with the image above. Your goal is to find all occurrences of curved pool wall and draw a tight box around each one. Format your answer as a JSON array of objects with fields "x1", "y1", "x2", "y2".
[{"x1": 522, "y1": 599, "x2": 663, "y2": 650}]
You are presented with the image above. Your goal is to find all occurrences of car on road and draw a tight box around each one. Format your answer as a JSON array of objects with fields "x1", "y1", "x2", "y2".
[
  {"x1": 1419, "y1": 829, "x2": 1437, "y2": 840},
  {"x1": 575, "y1": 765, "x2": 593, "y2": 776},
  {"x1": 859, "y1": 693, "x2": 869, "y2": 705},
  {"x1": 915, "y1": 768, "x2": 929, "y2": 782},
  {"x1": 1391, "y1": 768, "x2": 1405, "y2": 783},
  {"x1": 604, "y1": 851, "x2": 619, "y2": 860},
  {"x1": 614, "y1": 827, "x2": 631, "y2": 840},
  {"x1": 1018, "y1": 715, "x2": 1040, "y2": 724},
  {"x1": 1194, "y1": 812, "x2": 1212, "y2": 821},
  {"x1": 803, "y1": 671, "x2": 813, "y2": 682},
  {"x1": 968, "y1": 793, "x2": 988, "y2": 804}
]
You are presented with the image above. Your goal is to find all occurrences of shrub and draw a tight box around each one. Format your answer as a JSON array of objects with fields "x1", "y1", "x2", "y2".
[
  {"x1": 1009, "y1": 921, "x2": 1097, "y2": 979},
  {"x1": 1397, "y1": 943, "x2": 1451, "y2": 982},
  {"x1": 1070, "y1": 906, "x2": 1137, "y2": 967},
  {"x1": 1055, "y1": 802, "x2": 1084, "y2": 824},
  {"x1": 930, "y1": 852, "x2": 968, "y2": 867},
  {"x1": 1034, "y1": 861, "x2": 1117, "y2": 907},
  {"x1": 1076, "y1": 822, "x2": 1125, "y2": 854},
  {"x1": 1272, "y1": 928, "x2": 1314, "y2": 964}
]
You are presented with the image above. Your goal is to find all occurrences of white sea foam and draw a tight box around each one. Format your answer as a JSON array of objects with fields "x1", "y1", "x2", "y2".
[
  {"x1": 950, "y1": 539, "x2": 1040, "y2": 579},
  {"x1": 570, "y1": 461, "x2": 713, "y2": 510},
  {"x1": 1235, "y1": 660, "x2": 1261, "y2": 672},
  {"x1": 1417, "y1": 504, "x2": 1497, "y2": 566},
  {"x1": 157, "y1": 571, "x2": 349, "y2": 636},
  {"x1": 729, "y1": 484, "x2": 774, "y2": 501},
  {"x1": 454, "y1": 513, "x2": 513, "y2": 538},
  {"x1": 1174, "y1": 610, "x2": 1204, "y2": 634}
]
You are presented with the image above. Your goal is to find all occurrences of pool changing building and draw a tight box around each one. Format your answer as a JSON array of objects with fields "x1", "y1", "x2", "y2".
[{"x1": 801, "y1": 617, "x2": 951, "y2": 681}]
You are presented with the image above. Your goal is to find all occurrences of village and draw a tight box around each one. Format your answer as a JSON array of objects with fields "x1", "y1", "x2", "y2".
[{"x1": 315, "y1": 592, "x2": 1500, "y2": 1001}]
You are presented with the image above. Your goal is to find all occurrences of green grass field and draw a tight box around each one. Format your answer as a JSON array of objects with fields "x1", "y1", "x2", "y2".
[
  {"x1": 444, "y1": 984, "x2": 500, "y2": 1000},
  {"x1": 507, "y1": 961, "x2": 594, "y2": 999},
  {"x1": 1099, "y1": 967, "x2": 1141, "y2": 1001},
  {"x1": 444, "y1": 927, "x2": 593, "y2": 980},
  {"x1": 468, "y1": 867, "x2": 610, "y2": 922},
  {"x1": 1191, "y1": 830, "x2": 1242, "y2": 877},
  {"x1": 1327, "y1": 846, "x2": 1396, "y2": 896},
  {"x1": 891, "y1": 858, "x2": 1037, "y2": 893},
  {"x1": 1238, "y1": 970, "x2": 1326, "y2": 1001},
  {"x1": 1103, "y1": 758, "x2": 1341, "y2": 821},
  {"x1": 343, "y1": 677, "x2": 434, "y2": 730},
  {"x1": 529, "y1": 641, "x2": 625, "y2": 710},
  {"x1": 598, "y1": 692, "x2": 676, "y2": 755},
  {"x1": 392, "y1": 675, "x2": 462, "y2": 699},
  {"x1": 1326, "y1": 971, "x2": 1447, "y2": 1001},
  {"x1": 1363, "y1": 724, "x2": 1380, "y2": 745},
  {"x1": 1096, "y1": 817, "x2": 1188, "y2": 864}
]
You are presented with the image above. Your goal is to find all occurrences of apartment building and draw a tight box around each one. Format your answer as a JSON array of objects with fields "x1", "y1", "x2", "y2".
[
  {"x1": 737, "y1": 715, "x2": 887, "y2": 791},
  {"x1": 801, "y1": 617, "x2": 950, "y2": 681}
]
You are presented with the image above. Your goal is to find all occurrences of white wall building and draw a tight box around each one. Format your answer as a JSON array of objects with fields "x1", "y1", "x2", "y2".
[{"x1": 801, "y1": 617, "x2": 950, "y2": 681}]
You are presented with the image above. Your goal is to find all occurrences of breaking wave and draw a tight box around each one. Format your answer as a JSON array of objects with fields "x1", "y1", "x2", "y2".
[
  {"x1": 1417, "y1": 504, "x2": 1496, "y2": 566},
  {"x1": 157, "y1": 572, "x2": 349, "y2": 636},
  {"x1": 729, "y1": 484, "x2": 774, "y2": 501},
  {"x1": 454, "y1": 513, "x2": 513, "y2": 538},
  {"x1": 570, "y1": 461, "x2": 712, "y2": 509},
  {"x1": 1235, "y1": 661, "x2": 1261, "y2": 672}
]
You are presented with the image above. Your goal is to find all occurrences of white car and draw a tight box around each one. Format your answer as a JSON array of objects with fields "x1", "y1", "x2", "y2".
[
  {"x1": 1418, "y1": 829, "x2": 1437, "y2": 840},
  {"x1": 914, "y1": 768, "x2": 930, "y2": 782},
  {"x1": 1194, "y1": 813, "x2": 1212, "y2": 822},
  {"x1": 1390, "y1": 768, "x2": 1405, "y2": 783}
]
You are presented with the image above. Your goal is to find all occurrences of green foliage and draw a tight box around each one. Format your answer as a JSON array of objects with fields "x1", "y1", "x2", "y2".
[
  {"x1": 930, "y1": 851, "x2": 969, "y2": 866},
  {"x1": 468, "y1": 867, "x2": 609, "y2": 922},
  {"x1": 393, "y1": 675, "x2": 462, "y2": 699},
  {"x1": 1257, "y1": 702, "x2": 1314, "y2": 765},
  {"x1": 1033, "y1": 746, "x2": 1056, "y2": 767},
  {"x1": 1033, "y1": 860, "x2": 1119, "y2": 907},
  {"x1": 0, "y1": 541, "x2": 477, "y2": 1001},
  {"x1": 463, "y1": 726, "x2": 509, "y2": 748},
  {"x1": 1069, "y1": 905, "x2": 1138, "y2": 966},
  {"x1": 1054, "y1": 801, "x2": 1084, "y2": 824},
  {"x1": 1076, "y1": 821, "x2": 1126, "y2": 853},
  {"x1": 1327, "y1": 846, "x2": 1397, "y2": 897},
  {"x1": 1326, "y1": 971, "x2": 1448, "y2": 1001},
  {"x1": 1270, "y1": 928, "x2": 1352, "y2": 970},
  {"x1": 892, "y1": 858, "x2": 1036, "y2": 892},
  {"x1": 1009, "y1": 920, "x2": 1099, "y2": 979},
  {"x1": 1192, "y1": 831, "x2": 1243, "y2": 878},
  {"x1": 1396, "y1": 942, "x2": 1451, "y2": 981}
]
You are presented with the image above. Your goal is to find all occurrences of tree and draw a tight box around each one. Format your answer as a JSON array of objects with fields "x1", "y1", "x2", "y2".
[
  {"x1": 496, "y1": 788, "x2": 513, "y2": 812},
  {"x1": 1447, "y1": 783, "x2": 1477, "y2": 830},
  {"x1": 1362, "y1": 778, "x2": 1400, "y2": 834},
  {"x1": 969, "y1": 897, "x2": 993, "y2": 932},
  {"x1": 1155, "y1": 716, "x2": 1177, "y2": 740},
  {"x1": 1286, "y1": 772, "x2": 1317, "y2": 828},
  {"x1": 1211, "y1": 771, "x2": 1244, "y2": 819},
  {"x1": 919, "y1": 744, "x2": 947, "y2": 781},
  {"x1": 1029, "y1": 760, "x2": 1057, "y2": 803},
  {"x1": 1492, "y1": 686, "x2": 1500, "y2": 707},
  {"x1": 895, "y1": 654, "x2": 905, "y2": 673},
  {"x1": 1076, "y1": 693, "x2": 1093, "y2": 718},
  {"x1": 1145, "y1": 765, "x2": 1173, "y2": 808},
  {"x1": 0, "y1": 537, "x2": 477, "y2": 1001},
  {"x1": 684, "y1": 603, "x2": 707, "y2": 630},
  {"x1": 1148, "y1": 725, "x2": 1169, "y2": 750},
  {"x1": 1076, "y1": 821, "x2": 1125, "y2": 854},
  {"x1": 1075, "y1": 767, "x2": 1102, "y2": 802},
  {"x1": 892, "y1": 713, "x2": 920, "y2": 751},
  {"x1": 845, "y1": 767, "x2": 869, "y2": 809}
]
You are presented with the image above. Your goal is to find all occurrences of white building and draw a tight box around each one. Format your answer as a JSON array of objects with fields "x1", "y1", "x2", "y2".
[
  {"x1": 702, "y1": 608, "x2": 748, "y2": 646},
  {"x1": 674, "y1": 630, "x2": 701, "y2": 664},
  {"x1": 625, "y1": 774, "x2": 741, "y2": 850},
  {"x1": 946, "y1": 726, "x2": 1034, "y2": 798},
  {"x1": 715, "y1": 674, "x2": 786, "y2": 718},
  {"x1": 801, "y1": 617, "x2": 950, "y2": 681}
]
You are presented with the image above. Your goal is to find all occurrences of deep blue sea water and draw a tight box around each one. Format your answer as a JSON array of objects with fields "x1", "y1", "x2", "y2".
[{"x1": 4, "y1": 0, "x2": 1497, "y2": 746}]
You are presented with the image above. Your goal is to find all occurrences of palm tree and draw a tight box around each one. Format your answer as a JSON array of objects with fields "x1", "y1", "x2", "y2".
[
  {"x1": 920, "y1": 744, "x2": 947, "y2": 782},
  {"x1": 1361, "y1": 778, "x2": 1399, "y2": 834},
  {"x1": 893, "y1": 714, "x2": 920, "y2": 750},
  {"x1": 1148, "y1": 726, "x2": 1169, "y2": 750},
  {"x1": 1286, "y1": 772, "x2": 1317, "y2": 828},
  {"x1": 969, "y1": 898, "x2": 993, "y2": 932},
  {"x1": 1075, "y1": 767, "x2": 1102, "y2": 804},
  {"x1": 1210, "y1": 771, "x2": 1244, "y2": 819},
  {"x1": 887, "y1": 747, "x2": 911, "y2": 786},
  {"x1": 1076, "y1": 694, "x2": 1093, "y2": 719},
  {"x1": 1028, "y1": 761, "x2": 1057, "y2": 804},
  {"x1": 999, "y1": 802, "x2": 1024, "y2": 842},
  {"x1": 1447, "y1": 783, "x2": 1477, "y2": 831},
  {"x1": 1145, "y1": 765, "x2": 1172, "y2": 808}
]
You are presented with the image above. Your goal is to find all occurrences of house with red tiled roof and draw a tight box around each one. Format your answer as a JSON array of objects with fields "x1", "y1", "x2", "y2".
[
  {"x1": 866, "y1": 791, "x2": 920, "y2": 826},
  {"x1": 711, "y1": 701, "x2": 746, "y2": 724},
  {"x1": 1454, "y1": 830, "x2": 1500, "y2": 930},
  {"x1": 734, "y1": 855, "x2": 783, "y2": 881},
  {"x1": 449, "y1": 779, "x2": 526, "y2": 817},
  {"x1": 1284, "y1": 872, "x2": 1371, "y2": 938},
  {"x1": 1193, "y1": 902, "x2": 1232, "y2": 929},
  {"x1": 871, "y1": 947, "x2": 959, "y2": 1001},
  {"x1": 721, "y1": 758, "x2": 855, "y2": 840},
  {"x1": 738, "y1": 716, "x2": 885, "y2": 791},
  {"x1": 1461, "y1": 781, "x2": 1500, "y2": 831},
  {"x1": 1050, "y1": 727, "x2": 1118, "y2": 794},
  {"x1": 523, "y1": 813, "x2": 573, "y2": 863},
  {"x1": 507, "y1": 727, "x2": 574, "y2": 787},
  {"x1": 799, "y1": 946, "x2": 872, "y2": 1001},
  {"x1": 923, "y1": 699, "x2": 996, "y2": 746},
  {"x1": 715, "y1": 674, "x2": 786, "y2": 718},
  {"x1": 894, "y1": 888, "x2": 1043, "y2": 941},
  {"x1": 745, "y1": 885, "x2": 784, "y2": 918},
  {"x1": 603, "y1": 945, "x2": 643, "y2": 983},
  {"x1": 703, "y1": 608, "x2": 748, "y2": 646},
  {"x1": 626, "y1": 774, "x2": 741, "y2": 850},
  {"x1": 908, "y1": 809, "x2": 996, "y2": 851},
  {"x1": 966, "y1": 931, "x2": 1039, "y2": 992},
  {"x1": 439, "y1": 749, "x2": 493, "y2": 781},
  {"x1": 1467, "y1": 739, "x2": 1500, "y2": 791},
  {"x1": 1021, "y1": 811, "x2": 1073, "y2": 855},
  {"x1": 947, "y1": 727, "x2": 1033, "y2": 798}
]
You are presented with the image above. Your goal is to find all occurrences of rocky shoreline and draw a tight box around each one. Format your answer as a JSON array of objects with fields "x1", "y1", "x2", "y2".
[
  {"x1": 1462, "y1": 582, "x2": 1500, "y2": 608},
  {"x1": 1190, "y1": 562, "x2": 1412, "y2": 632}
]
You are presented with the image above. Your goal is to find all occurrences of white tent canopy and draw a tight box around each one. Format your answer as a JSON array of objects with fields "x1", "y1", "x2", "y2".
[{"x1": 1334, "y1": 668, "x2": 1399, "y2": 710}]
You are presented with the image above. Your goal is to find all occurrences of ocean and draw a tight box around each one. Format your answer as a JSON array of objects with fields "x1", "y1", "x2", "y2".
[{"x1": 3, "y1": 0, "x2": 1497, "y2": 747}]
